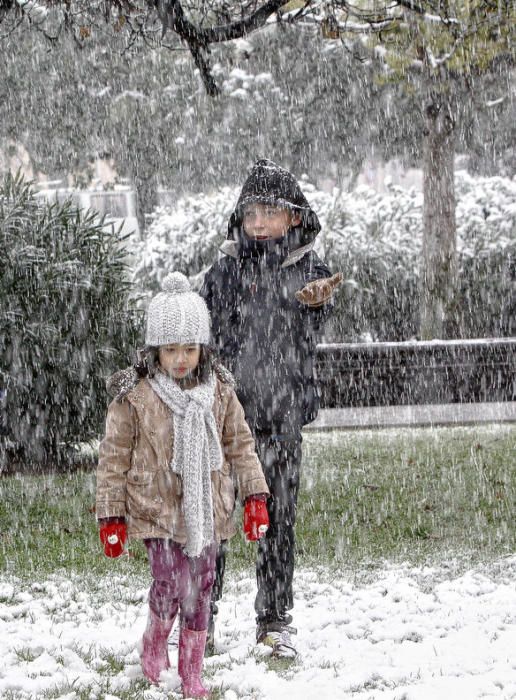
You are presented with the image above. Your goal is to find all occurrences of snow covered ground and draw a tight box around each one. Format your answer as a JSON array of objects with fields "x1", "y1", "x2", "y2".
[{"x1": 1, "y1": 555, "x2": 515, "y2": 700}]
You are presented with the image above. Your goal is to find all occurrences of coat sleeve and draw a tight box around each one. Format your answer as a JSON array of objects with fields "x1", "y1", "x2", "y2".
[
  {"x1": 201, "y1": 260, "x2": 240, "y2": 367},
  {"x1": 96, "y1": 399, "x2": 136, "y2": 520},
  {"x1": 221, "y1": 388, "x2": 269, "y2": 503},
  {"x1": 199, "y1": 265, "x2": 215, "y2": 311},
  {"x1": 200, "y1": 264, "x2": 224, "y2": 351},
  {"x1": 300, "y1": 251, "x2": 335, "y2": 330}
]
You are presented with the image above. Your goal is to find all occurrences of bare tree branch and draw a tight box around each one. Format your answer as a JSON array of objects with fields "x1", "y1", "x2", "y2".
[
  {"x1": 188, "y1": 41, "x2": 218, "y2": 95},
  {"x1": 0, "y1": 0, "x2": 513, "y2": 96},
  {"x1": 155, "y1": 0, "x2": 286, "y2": 44},
  {"x1": 395, "y1": 0, "x2": 427, "y2": 15},
  {"x1": 152, "y1": 0, "x2": 289, "y2": 96}
]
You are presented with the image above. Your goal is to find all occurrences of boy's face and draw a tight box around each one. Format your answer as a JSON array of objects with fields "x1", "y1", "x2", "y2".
[
  {"x1": 242, "y1": 203, "x2": 301, "y2": 241},
  {"x1": 158, "y1": 343, "x2": 201, "y2": 380}
]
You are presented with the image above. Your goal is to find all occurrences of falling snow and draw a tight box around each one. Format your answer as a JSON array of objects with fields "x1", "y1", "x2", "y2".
[{"x1": 1, "y1": 4, "x2": 515, "y2": 699}]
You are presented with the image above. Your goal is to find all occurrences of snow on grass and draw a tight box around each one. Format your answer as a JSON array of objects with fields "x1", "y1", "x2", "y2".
[{"x1": 1, "y1": 557, "x2": 515, "y2": 699}]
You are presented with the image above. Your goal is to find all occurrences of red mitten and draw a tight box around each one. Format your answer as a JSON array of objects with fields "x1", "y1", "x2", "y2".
[
  {"x1": 244, "y1": 495, "x2": 269, "y2": 541},
  {"x1": 99, "y1": 520, "x2": 127, "y2": 558}
]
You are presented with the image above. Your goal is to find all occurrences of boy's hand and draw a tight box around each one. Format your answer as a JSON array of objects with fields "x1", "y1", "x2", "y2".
[
  {"x1": 295, "y1": 272, "x2": 343, "y2": 307},
  {"x1": 243, "y1": 495, "x2": 269, "y2": 541},
  {"x1": 99, "y1": 520, "x2": 127, "y2": 558}
]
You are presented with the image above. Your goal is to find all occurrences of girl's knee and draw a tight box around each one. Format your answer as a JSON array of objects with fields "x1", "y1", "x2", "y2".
[
  {"x1": 197, "y1": 568, "x2": 215, "y2": 595},
  {"x1": 204, "y1": 568, "x2": 216, "y2": 590},
  {"x1": 154, "y1": 570, "x2": 189, "y2": 601}
]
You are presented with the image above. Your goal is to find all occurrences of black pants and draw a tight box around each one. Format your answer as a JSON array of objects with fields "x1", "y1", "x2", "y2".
[{"x1": 211, "y1": 432, "x2": 302, "y2": 625}]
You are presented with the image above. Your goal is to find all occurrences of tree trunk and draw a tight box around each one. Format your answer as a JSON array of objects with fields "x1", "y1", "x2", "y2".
[
  {"x1": 420, "y1": 91, "x2": 458, "y2": 340},
  {"x1": 133, "y1": 173, "x2": 159, "y2": 238}
]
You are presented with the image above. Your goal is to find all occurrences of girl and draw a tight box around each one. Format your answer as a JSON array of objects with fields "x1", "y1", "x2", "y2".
[{"x1": 96, "y1": 272, "x2": 270, "y2": 698}]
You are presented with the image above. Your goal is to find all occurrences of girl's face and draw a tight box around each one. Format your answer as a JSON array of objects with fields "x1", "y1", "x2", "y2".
[{"x1": 158, "y1": 344, "x2": 201, "y2": 380}]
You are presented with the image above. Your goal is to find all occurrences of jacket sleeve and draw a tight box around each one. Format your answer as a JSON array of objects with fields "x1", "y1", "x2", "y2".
[
  {"x1": 199, "y1": 265, "x2": 215, "y2": 311},
  {"x1": 201, "y1": 260, "x2": 240, "y2": 367},
  {"x1": 221, "y1": 388, "x2": 269, "y2": 503},
  {"x1": 304, "y1": 250, "x2": 332, "y2": 283},
  {"x1": 200, "y1": 264, "x2": 224, "y2": 351},
  {"x1": 300, "y1": 251, "x2": 335, "y2": 330},
  {"x1": 96, "y1": 399, "x2": 136, "y2": 520}
]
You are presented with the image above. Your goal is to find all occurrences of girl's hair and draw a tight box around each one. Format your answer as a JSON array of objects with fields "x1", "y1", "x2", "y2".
[
  {"x1": 191, "y1": 345, "x2": 214, "y2": 384},
  {"x1": 135, "y1": 344, "x2": 215, "y2": 385}
]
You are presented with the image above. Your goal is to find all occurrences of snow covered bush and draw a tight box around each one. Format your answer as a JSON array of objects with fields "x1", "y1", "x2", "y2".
[
  {"x1": 307, "y1": 179, "x2": 423, "y2": 341},
  {"x1": 311, "y1": 171, "x2": 514, "y2": 340},
  {"x1": 129, "y1": 171, "x2": 515, "y2": 340},
  {"x1": 0, "y1": 173, "x2": 142, "y2": 471},
  {"x1": 454, "y1": 172, "x2": 515, "y2": 338},
  {"x1": 129, "y1": 188, "x2": 237, "y2": 296}
]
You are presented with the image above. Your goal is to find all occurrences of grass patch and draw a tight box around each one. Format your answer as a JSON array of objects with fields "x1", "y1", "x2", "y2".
[
  {"x1": 40, "y1": 680, "x2": 151, "y2": 700},
  {"x1": 0, "y1": 469, "x2": 149, "y2": 579},
  {"x1": 229, "y1": 423, "x2": 516, "y2": 573},
  {"x1": 0, "y1": 424, "x2": 514, "y2": 579},
  {"x1": 297, "y1": 424, "x2": 516, "y2": 568},
  {"x1": 97, "y1": 649, "x2": 127, "y2": 675},
  {"x1": 13, "y1": 646, "x2": 40, "y2": 662}
]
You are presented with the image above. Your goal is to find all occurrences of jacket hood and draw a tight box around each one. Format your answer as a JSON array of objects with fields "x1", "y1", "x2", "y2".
[{"x1": 227, "y1": 159, "x2": 321, "y2": 250}]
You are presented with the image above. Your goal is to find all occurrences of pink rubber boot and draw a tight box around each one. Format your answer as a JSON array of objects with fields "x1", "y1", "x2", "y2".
[
  {"x1": 140, "y1": 609, "x2": 175, "y2": 684},
  {"x1": 178, "y1": 627, "x2": 209, "y2": 698}
]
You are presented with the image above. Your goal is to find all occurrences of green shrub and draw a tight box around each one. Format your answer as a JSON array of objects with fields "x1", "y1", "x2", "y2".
[{"x1": 0, "y1": 173, "x2": 142, "y2": 471}]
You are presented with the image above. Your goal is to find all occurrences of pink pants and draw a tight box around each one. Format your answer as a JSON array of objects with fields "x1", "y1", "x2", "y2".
[{"x1": 144, "y1": 538, "x2": 216, "y2": 630}]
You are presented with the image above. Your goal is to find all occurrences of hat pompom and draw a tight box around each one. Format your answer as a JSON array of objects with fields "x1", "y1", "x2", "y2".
[{"x1": 162, "y1": 272, "x2": 190, "y2": 295}]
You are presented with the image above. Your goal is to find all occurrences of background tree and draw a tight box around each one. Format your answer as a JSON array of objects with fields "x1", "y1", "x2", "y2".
[
  {"x1": 1, "y1": 19, "x2": 422, "y2": 223},
  {"x1": 5, "y1": 12, "x2": 509, "y2": 195},
  {"x1": 315, "y1": 2, "x2": 515, "y2": 339}
]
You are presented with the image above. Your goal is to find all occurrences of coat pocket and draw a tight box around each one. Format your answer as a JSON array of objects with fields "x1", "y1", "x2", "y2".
[
  {"x1": 156, "y1": 469, "x2": 182, "y2": 500},
  {"x1": 214, "y1": 461, "x2": 236, "y2": 517},
  {"x1": 126, "y1": 471, "x2": 163, "y2": 522}
]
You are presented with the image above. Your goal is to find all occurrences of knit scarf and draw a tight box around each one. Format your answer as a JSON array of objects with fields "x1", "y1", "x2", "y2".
[{"x1": 148, "y1": 371, "x2": 222, "y2": 557}]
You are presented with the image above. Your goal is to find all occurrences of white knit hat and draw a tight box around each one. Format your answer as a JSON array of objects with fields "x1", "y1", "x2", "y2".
[{"x1": 145, "y1": 272, "x2": 211, "y2": 346}]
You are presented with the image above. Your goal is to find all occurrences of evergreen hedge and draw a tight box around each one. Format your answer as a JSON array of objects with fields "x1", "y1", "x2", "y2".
[{"x1": 0, "y1": 173, "x2": 142, "y2": 471}]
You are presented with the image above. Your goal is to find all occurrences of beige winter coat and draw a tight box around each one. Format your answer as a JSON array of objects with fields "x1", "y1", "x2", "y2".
[{"x1": 96, "y1": 376, "x2": 269, "y2": 542}]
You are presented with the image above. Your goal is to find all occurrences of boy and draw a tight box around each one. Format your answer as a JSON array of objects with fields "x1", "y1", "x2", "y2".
[{"x1": 201, "y1": 159, "x2": 341, "y2": 657}]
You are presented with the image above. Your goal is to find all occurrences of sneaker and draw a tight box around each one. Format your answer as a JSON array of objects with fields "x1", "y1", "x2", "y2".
[{"x1": 256, "y1": 620, "x2": 297, "y2": 659}]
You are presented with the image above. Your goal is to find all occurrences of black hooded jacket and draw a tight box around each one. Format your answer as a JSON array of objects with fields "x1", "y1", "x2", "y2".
[{"x1": 200, "y1": 160, "x2": 333, "y2": 435}]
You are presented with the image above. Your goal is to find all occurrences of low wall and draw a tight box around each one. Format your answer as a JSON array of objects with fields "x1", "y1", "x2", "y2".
[{"x1": 315, "y1": 338, "x2": 516, "y2": 408}]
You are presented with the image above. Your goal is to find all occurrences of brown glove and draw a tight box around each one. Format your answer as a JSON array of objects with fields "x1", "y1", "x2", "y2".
[{"x1": 295, "y1": 272, "x2": 343, "y2": 307}]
